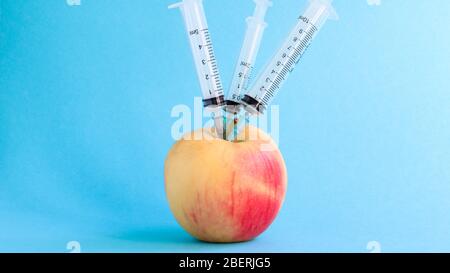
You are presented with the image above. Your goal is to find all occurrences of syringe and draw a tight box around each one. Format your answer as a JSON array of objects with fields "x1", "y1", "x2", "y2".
[
  {"x1": 169, "y1": 0, "x2": 226, "y2": 136},
  {"x1": 241, "y1": 0, "x2": 338, "y2": 115},
  {"x1": 224, "y1": 0, "x2": 272, "y2": 141},
  {"x1": 226, "y1": 0, "x2": 272, "y2": 112}
]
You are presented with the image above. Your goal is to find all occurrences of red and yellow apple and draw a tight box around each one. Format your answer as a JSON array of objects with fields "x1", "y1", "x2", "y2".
[{"x1": 164, "y1": 126, "x2": 287, "y2": 243}]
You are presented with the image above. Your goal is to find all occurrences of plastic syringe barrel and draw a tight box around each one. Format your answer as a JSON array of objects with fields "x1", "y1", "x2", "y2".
[
  {"x1": 226, "y1": 0, "x2": 272, "y2": 112},
  {"x1": 242, "y1": 0, "x2": 338, "y2": 115},
  {"x1": 170, "y1": 0, "x2": 225, "y2": 108}
]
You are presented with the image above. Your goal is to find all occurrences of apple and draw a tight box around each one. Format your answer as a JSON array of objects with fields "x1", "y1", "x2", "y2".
[{"x1": 165, "y1": 126, "x2": 287, "y2": 243}]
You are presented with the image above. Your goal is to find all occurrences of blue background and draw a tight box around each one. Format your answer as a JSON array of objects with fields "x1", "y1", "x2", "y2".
[{"x1": 1, "y1": 0, "x2": 450, "y2": 252}]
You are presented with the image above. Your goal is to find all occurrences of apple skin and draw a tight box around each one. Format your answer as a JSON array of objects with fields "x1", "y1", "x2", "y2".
[{"x1": 165, "y1": 126, "x2": 287, "y2": 243}]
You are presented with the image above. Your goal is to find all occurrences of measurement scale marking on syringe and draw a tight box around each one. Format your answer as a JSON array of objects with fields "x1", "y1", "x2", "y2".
[
  {"x1": 197, "y1": 28, "x2": 224, "y2": 94},
  {"x1": 278, "y1": 25, "x2": 316, "y2": 79},
  {"x1": 285, "y1": 28, "x2": 314, "y2": 70},
  {"x1": 260, "y1": 24, "x2": 318, "y2": 104}
]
